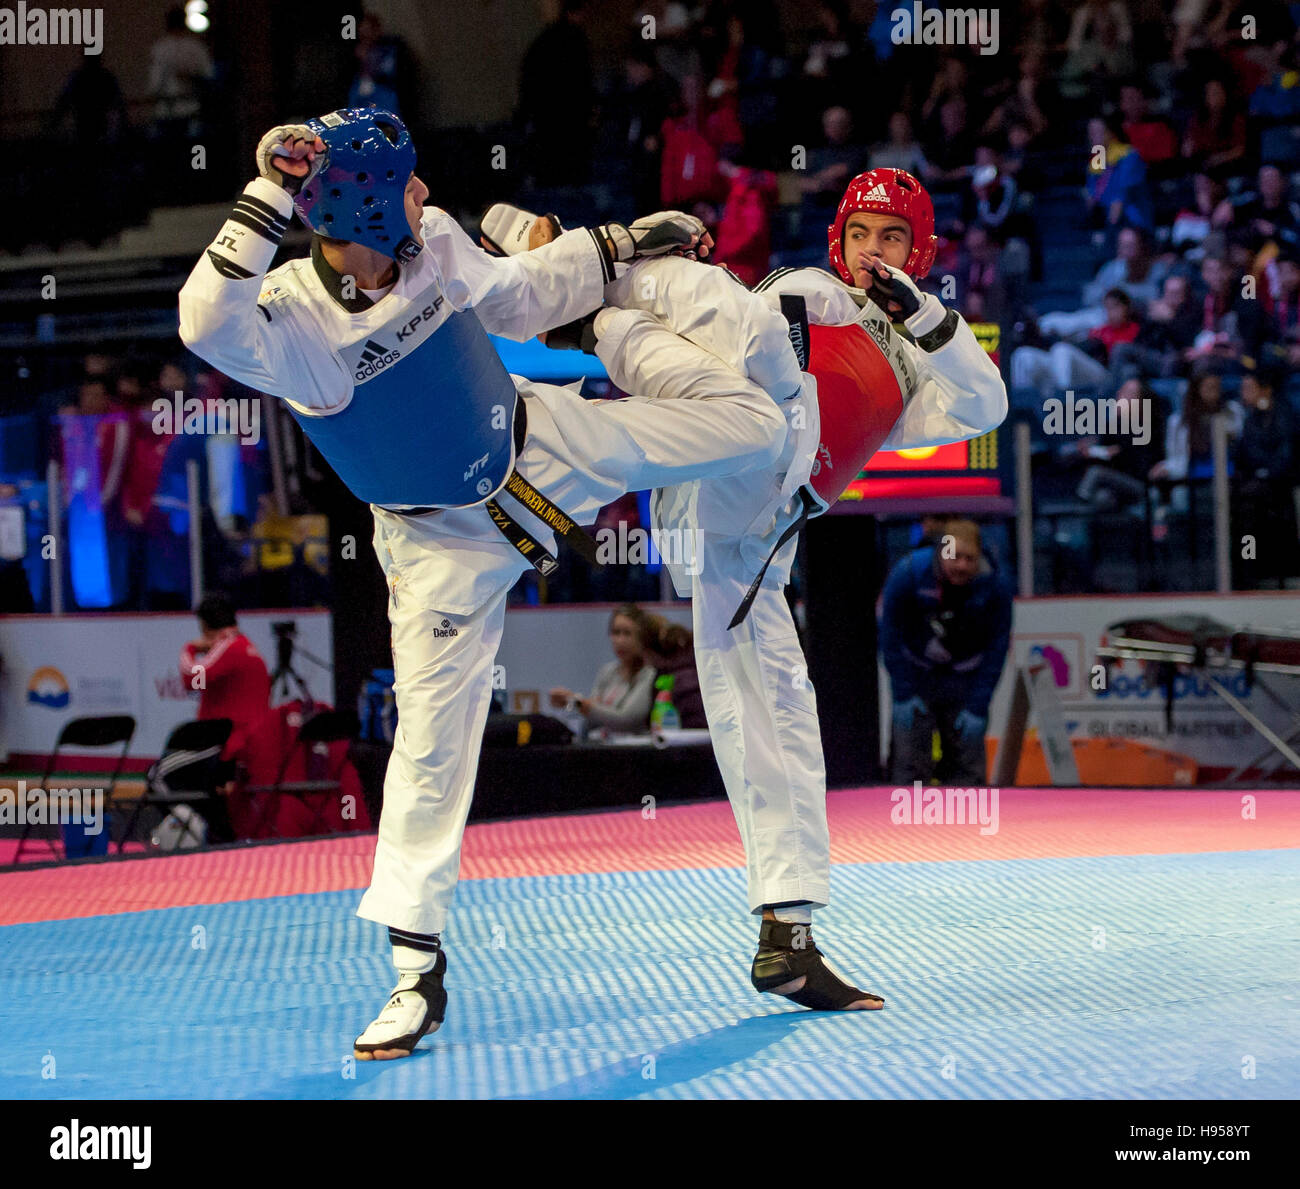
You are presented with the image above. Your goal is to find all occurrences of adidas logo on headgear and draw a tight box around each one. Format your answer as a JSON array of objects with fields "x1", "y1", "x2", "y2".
[{"x1": 860, "y1": 183, "x2": 891, "y2": 204}]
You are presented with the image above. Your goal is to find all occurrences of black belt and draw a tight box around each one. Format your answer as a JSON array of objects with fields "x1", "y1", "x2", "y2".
[
  {"x1": 727, "y1": 487, "x2": 817, "y2": 630},
  {"x1": 393, "y1": 399, "x2": 601, "y2": 577}
]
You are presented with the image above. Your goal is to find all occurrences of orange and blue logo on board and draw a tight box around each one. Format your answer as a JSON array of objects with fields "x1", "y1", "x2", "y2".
[{"x1": 27, "y1": 666, "x2": 70, "y2": 710}]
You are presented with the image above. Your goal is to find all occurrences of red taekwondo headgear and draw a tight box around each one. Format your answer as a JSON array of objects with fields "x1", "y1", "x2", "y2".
[{"x1": 827, "y1": 167, "x2": 938, "y2": 283}]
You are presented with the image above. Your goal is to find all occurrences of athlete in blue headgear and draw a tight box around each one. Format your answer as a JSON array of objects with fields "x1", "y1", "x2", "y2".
[{"x1": 180, "y1": 108, "x2": 796, "y2": 1060}]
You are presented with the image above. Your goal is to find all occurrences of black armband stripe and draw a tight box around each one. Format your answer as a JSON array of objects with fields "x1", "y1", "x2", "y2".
[
  {"x1": 238, "y1": 192, "x2": 290, "y2": 226},
  {"x1": 227, "y1": 209, "x2": 283, "y2": 244},
  {"x1": 754, "y1": 266, "x2": 798, "y2": 293},
  {"x1": 233, "y1": 199, "x2": 288, "y2": 235},
  {"x1": 913, "y1": 308, "x2": 960, "y2": 352},
  {"x1": 205, "y1": 249, "x2": 256, "y2": 280},
  {"x1": 588, "y1": 227, "x2": 615, "y2": 283},
  {"x1": 388, "y1": 926, "x2": 441, "y2": 946}
]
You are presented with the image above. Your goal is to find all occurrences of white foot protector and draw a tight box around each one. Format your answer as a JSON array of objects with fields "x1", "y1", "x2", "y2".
[{"x1": 353, "y1": 957, "x2": 448, "y2": 1058}]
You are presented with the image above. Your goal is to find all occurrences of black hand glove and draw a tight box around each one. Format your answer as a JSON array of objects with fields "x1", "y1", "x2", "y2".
[{"x1": 862, "y1": 260, "x2": 925, "y2": 321}]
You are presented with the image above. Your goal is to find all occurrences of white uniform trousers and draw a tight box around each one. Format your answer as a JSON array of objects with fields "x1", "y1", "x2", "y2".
[{"x1": 604, "y1": 258, "x2": 833, "y2": 915}]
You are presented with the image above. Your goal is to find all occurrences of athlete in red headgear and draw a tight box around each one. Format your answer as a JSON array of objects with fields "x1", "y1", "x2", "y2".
[
  {"x1": 481, "y1": 172, "x2": 1004, "y2": 1016},
  {"x1": 827, "y1": 166, "x2": 938, "y2": 284}
]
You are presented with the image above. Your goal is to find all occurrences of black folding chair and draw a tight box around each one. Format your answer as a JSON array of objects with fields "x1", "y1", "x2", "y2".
[
  {"x1": 118, "y1": 718, "x2": 234, "y2": 853},
  {"x1": 242, "y1": 708, "x2": 359, "y2": 839},
  {"x1": 12, "y1": 715, "x2": 135, "y2": 864}
]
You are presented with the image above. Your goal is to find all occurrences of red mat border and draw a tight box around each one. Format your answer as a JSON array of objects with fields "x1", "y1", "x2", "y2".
[{"x1": 1, "y1": 786, "x2": 1297, "y2": 926}]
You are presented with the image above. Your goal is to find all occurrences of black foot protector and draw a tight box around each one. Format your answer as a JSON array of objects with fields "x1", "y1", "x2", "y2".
[{"x1": 750, "y1": 919, "x2": 884, "y2": 1010}]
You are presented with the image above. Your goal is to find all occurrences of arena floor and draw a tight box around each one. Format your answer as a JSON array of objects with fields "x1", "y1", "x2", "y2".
[{"x1": 1, "y1": 787, "x2": 1297, "y2": 1100}]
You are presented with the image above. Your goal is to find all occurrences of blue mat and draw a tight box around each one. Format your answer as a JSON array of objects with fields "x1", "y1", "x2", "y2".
[{"x1": 1, "y1": 850, "x2": 1297, "y2": 1099}]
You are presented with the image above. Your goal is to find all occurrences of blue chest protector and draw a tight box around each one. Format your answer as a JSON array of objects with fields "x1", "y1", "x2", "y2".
[{"x1": 289, "y1": 284, "x2": 518, "y2": 508}]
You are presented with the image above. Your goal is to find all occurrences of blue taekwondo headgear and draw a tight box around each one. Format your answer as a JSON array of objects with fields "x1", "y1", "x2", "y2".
[{"x1": 294, "y1": 107, "x2": 421, "y2": 262}]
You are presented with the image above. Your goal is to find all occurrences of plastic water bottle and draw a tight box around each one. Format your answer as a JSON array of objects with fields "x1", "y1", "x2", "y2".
[{"x1": 650, "y1": 674, "x2": 681, "y2": 729}]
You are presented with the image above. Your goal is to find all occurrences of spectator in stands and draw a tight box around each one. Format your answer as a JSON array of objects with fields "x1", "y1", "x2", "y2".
[
  {"x1": 1171, "y1": 173, "x2": 1226, "y2": 257},
  {"x1": 347, "y1": 12, "x2": 417, "y2": 119},
  {"x1": 634, "y1": 1, "x2": 701, "y2": 90},
  {"x1": 1188, "y1": 253, "x2": 1265, "y2": 373},
  {"x1": 713, "y1": 144, "x2": 779, "y2": 286},
  {"x1": 981, "y1": 48, "x2": 1052, "y2": 146},
  {"x1": 1037, "y1": 227, "x2": 1167, "y2": 341},
  {"x1": 798, "y1": 106, "x2": 864, "y2": 205},
  {"x1": 967, "y1": 144, "x2": 1035, "y2": 287},
  {"x1": 519, "y1": 0, "x2": 595, "y2": 186},
  {"x1": 969, "y1": 147, "x2": 1019, "y2": 237},
  {"x1": 1215, "y1": 164, "x2": 1300, "y2": 255},
  {"x1": 1073, "y1": 378, "x2": 1167, "y2": 509},
  {"x1": 1150, "y1": 368, "x2": 1244, "y2": 490},
  {"x1": 1086, "y1": 226, "x2": 1166, "y2": 308},
  {"x1": 921, "y1": 56, "x2": 970, "y2": 129},
  {"x1": 1262, "y1": 248, "x2": 1300, "y2": 366},
  {"x1": 1000, "y1": 121, "x2": 1037, "y2": 185},
  {"x1": 180, "y1": 592, "x2": 271, "y2": 764},
  {"x1": 1248, "y1": 41, "x2": 1300, "y2": 155},
  {"x1": 880, "y1": 519, "x2": 1012, "y2": 787},
  {"x1": 953, "y1": 224, "x2": 1010, "y2": 323},
  {"x1": 1011, "y1": 289, "x2": 1140, "y2": 398},
  {"x1": 642, "y1": 617, "x2": 706, "y2": 729},
  {"x1": 1061, "y1": 2, "x2": 1136, "y2": 102},
  {"x1": 923, "y1": 96, "x2": 977, "y2": 190},
  {"x1": 1118, "y1": 81, "x2": 1178, "y2": 166},
  {"x1": 868, "y1": 111, "x2": 928, "y2": 177},
  {"x1": 1181, "y1": 77, "x2": 1247, "y2": 178},
  {"x1": 801, "y1": 0, "x2": 857, "y2": 109},
  {"x1": 1110, "y1": 272, "x2": 1202, "y2": 380},
  {"x1": 658, "y1": 88, "x2": 724, "y2": 210},
  {"x1": 1233, "y1": 363, "x2": 1298, "y2": 587},
  {"x1": 1085, "y1": 116, "x2": 1154, "y2": 235},
  {"x1": 548, "y1": 603, "x2": 655, "y2": 736},
  {"x1": 147, "y1": 6, "x2": 213, "y2": 137},
  {"x1": 701, "y1": 14, "x2": 746, "y2": 150},
  {"x1": 1008, "y1": 0, "x2": 1072, "y2": 54}
]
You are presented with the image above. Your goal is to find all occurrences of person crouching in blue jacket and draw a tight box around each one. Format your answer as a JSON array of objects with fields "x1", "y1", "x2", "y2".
[{"x1": 879, "y1": 519, "x2": 1012, "y2": 785}]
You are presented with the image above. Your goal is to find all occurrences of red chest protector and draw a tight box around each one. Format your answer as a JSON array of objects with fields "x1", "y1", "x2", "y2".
[{"x1": 804, "y1": 316, "x2": 913, "y2": 513}]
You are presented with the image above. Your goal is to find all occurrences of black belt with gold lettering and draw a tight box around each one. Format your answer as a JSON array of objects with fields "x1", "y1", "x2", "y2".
[{"x1": 394, "y1": 399, "x2": 601, "y2": 577}]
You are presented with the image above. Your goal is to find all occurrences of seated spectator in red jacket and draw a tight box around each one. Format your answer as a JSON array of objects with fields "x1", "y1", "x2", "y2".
[
  {"x1": 1091, "y1": 288, "x2": 1142, "y2": 357},
  {"x1": 180, "y1": 592, "x2": 271, "y2": 761},
  {"x1": 659, "y1": 106, "x2": 724, "y2": 210},
  {"x1": 1011, "y1": 289, "x2": 1140, "y2": 398},
  {"x1": 712, "y1": 144, "x2": 778, "y2": 286},
  {"x1": 1118, "y1": 81, "x2": 1177, "y2": 165}
]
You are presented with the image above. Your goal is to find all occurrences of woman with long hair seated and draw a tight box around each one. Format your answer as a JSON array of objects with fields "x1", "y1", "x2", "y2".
[{"x1": 548, "y1": 603, "x2": 656, "y2": 737}]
